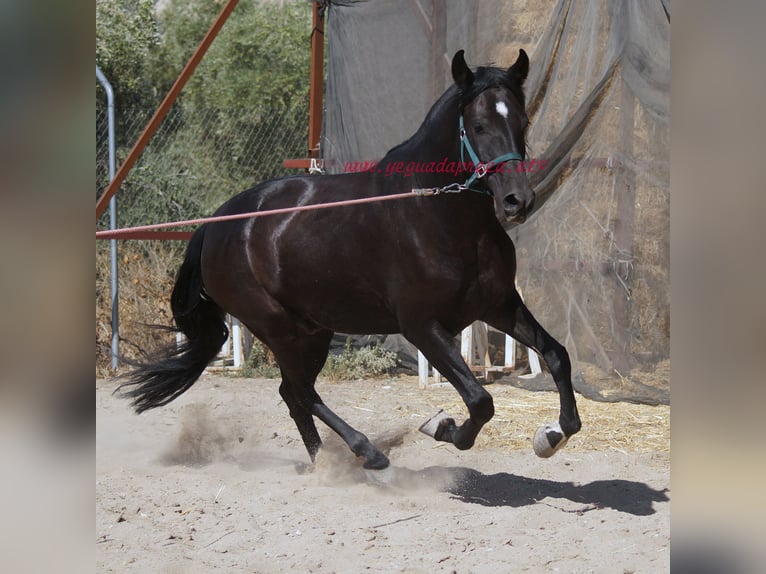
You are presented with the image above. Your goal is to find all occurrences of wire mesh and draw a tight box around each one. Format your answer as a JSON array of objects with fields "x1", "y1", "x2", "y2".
[{"x1": 96, "y1": 102, "x2": 309, "y2": 230}]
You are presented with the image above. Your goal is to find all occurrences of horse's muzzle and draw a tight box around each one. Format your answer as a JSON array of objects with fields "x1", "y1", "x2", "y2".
[{"x1": 502, "y1": 192, "x2": 534, "y2": 223}]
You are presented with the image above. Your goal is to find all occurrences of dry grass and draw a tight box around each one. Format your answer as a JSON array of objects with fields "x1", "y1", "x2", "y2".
[
  {"x1": 96, "y1": 241, "x2": 182, "y2": 377},
  {"x1": 411, "y1": 379, "x2": 669, "y2": 455},
  {"x1": 488, "y1": 386, "x2": 669, "y2": 454}
]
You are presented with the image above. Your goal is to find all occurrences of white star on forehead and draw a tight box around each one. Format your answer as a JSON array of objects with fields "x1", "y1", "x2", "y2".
[{"x1": 495, "y1": 101, "x2": 509, "y2": 118}]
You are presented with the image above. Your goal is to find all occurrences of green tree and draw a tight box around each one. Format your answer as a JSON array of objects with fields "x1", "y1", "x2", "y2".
[
  {"x1": 157, "y1": 0, "x2": 311, "y2": 113},
  {"x1": 96, "y1": 0, "x2": 162, "y2": 202},
  {"x1": 152, "y1": 0, "x2": 312, "y2": 209},
  {"x1": 96, "y1": 0, "x2": 161, "y2": 109},
  {"x1": 97, "y1": 0, "x2": 312, "y2": 223}
]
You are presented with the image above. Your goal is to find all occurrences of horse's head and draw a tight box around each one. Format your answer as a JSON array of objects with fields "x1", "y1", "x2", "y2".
[{"x1": 452, "y1": 50, "x2": 534, "y2": 223}]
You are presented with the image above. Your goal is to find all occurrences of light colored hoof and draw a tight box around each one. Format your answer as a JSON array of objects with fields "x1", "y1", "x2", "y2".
[
  {"x1": 419, "y1": 409, "x2": 452, "y2": 438},
  {"x1": 533, "y1": 422, "x2": 569, "y2": 458}
]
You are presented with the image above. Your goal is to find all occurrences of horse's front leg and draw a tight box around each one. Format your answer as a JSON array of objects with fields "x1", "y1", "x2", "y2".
[
  {"x1": 406, "y1": 321, "x2": 494, "y2": 450},
  {"x1": 483, "y1": 291, "x2": 581, "y2": 457}
]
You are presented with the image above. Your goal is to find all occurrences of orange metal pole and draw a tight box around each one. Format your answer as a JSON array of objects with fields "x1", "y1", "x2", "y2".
[
  {"x1": 95, "y1": 0, "x2": 240, "y2": 223},
  {"x1": 307, "y1": 1, "x2": 325, "y2": 157}
]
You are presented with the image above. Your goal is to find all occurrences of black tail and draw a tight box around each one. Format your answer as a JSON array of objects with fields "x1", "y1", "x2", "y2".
[{"x1": 116, "y1": 226, "x2": 228, "y2": 413}]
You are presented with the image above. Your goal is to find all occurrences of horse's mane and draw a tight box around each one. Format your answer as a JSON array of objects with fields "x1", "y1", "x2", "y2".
[{"x1": 382, "y1": 64, "x2": 525, "y2": 161}]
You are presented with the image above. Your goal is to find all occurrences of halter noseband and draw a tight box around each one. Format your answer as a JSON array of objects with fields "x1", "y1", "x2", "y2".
[{"x1": 459, "y1": 114, "x2": 523, "y2": 191}]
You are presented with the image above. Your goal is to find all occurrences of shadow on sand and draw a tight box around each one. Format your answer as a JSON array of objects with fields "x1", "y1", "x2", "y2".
[{"x1": 367, "y1": 465, "x2": 669, "y2": 516}]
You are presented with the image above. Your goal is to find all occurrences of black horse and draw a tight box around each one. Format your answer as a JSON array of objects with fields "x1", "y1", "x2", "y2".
[{"x1": 118, "y1": 50, "x2": 581, "y2": 469}]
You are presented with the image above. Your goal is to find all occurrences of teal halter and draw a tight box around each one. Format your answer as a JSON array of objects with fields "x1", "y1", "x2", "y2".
[{"x1": 459, "y1": 114, "x2": 523, "y2": 192}]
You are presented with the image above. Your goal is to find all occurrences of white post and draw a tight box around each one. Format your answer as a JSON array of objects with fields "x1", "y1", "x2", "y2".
[
  {"x1": 504, "y1": 334, "x2": 516, "y2": 368},
  {"x1": 474, "y1": 322, "x2": 490, "y2": 368},
  {"x1": 418, "y1": 350, "x2": 428, "y2": 388},
  {"x1": 422, "y1": 321, "x2": 538, "y2": 385},
  {"x1": 232, "y1": 318, "x2": 243, "y2": 368},
  {"x1": 514, "y1": 282, "x2": 542, "y2": 376},
  {"x1": 460, "y1": 325, "x2": 473, "y2": 363},
  {"x1": 220, "y1": 316, "x2": 231, "y2": 357},
  {"x1": 528, "y1": 348, "x2": 542, "y2": 375}
]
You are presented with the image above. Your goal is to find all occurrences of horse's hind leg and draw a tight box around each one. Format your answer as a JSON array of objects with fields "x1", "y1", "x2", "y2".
[
  {"x1": 263, "y1": 329, "x2": 330, "y2": 463},
  {"x1": 278, "y1": 371, "x2": 323, "y2": 463},
  {"x1": 483, "y1": 290, "x2": 581, "y2": 457},
  {"x1": 311, "y1": 402, "x2": 390, "y2": 469},
  {"x1": 240, "y1": 316, "x2": 324, "y2": 463},
  {"x1": 269, "y1": 330, "x2": 390, "y2": 470}
]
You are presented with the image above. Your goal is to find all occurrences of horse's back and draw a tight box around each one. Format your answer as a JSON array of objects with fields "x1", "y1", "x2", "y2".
[{"x1": 199, "y1": 173, "x2": 404, "y2": 332}]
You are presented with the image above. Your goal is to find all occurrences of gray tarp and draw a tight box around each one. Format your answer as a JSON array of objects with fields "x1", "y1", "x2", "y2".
[{"x1": 323, "y1": 0, "x2": 669, "y2": 404}]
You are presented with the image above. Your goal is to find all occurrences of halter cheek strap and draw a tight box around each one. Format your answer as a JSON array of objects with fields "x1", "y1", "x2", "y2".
[{"x1": 459, "y1": 114, "x2": 523, "y2": 191}]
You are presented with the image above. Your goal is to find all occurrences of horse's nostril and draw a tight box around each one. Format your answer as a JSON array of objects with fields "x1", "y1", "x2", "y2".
[{"x1": 503, "y1": 194, "x2": 521, "y2": 212}]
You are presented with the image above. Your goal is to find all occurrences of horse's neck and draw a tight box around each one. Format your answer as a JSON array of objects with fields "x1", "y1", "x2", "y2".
[{"x1": 380, "y1": 104, "x2": 463, "y2": 185}]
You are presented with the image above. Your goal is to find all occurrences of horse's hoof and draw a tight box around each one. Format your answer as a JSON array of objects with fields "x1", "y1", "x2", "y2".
[
  {"x1": 363, "y1": 451, "x2": 390, "y2": 470},
  {"x1": 433, "y1": 417, "x2": 457, "y2": 442},
  {"x1": 533, "y1": 422, "x2": 569, "y2": 458},
  {"x1": 419, "y1": 409, "x2": 452, "y2": 438}
]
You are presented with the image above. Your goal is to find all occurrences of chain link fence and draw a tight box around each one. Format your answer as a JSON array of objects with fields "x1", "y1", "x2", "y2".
[
  {"x1": 96, "y1": 101, "x2": 310, "y2": 375},
  {"x1": 96, "y1": 102, "x2": 309, "y2": 231}
]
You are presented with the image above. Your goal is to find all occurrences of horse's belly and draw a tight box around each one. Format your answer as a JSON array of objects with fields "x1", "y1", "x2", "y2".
[{"x1": 287, "y1": 287, "x2": 400, "y2": 334}]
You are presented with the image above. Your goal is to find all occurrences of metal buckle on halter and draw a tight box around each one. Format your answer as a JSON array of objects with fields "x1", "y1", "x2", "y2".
[
  {"x1": 442, "y1": 182, "x2": 466, "y2": 193},
  {"x1": 475, "y1": 163, "x2": 488, "y2": 179}
]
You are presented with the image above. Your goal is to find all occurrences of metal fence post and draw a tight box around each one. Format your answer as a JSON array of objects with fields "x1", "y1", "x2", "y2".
[{"x1": 97, "y1": 65, "x2": 119, "y2": 369}]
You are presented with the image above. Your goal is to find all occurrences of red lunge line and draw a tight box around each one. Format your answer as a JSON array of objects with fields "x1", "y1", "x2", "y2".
[{"x1": 95, "y1": 191, "x2": 425, "y2": 240}]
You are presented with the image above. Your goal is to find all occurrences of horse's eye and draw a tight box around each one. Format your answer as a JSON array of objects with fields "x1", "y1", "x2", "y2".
[{"x1": 473, "y1": 124, "x2": 484, "y2": 134}]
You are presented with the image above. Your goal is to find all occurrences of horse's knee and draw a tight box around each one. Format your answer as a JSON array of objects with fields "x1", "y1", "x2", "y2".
[
  {"x1": 279, "y1": 381, "x2": 297, "y2": 414},
  {"x1": 278, "y1": 380, "x2": 291, "y2": 402},
  {"x1": 280, "y1": 381, "x2": 315, "y2": 422},
  {"x1": 544, "y1": 341, "x2": 571, "y2": 378}
]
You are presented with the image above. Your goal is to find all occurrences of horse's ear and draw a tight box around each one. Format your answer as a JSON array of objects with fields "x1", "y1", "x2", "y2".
[
  {"x1": 507, "y1": 49, "x2": 529, "y2": 85},
  {"x1": 451, "y1": 50, "x2": 474, "y2": 89}
]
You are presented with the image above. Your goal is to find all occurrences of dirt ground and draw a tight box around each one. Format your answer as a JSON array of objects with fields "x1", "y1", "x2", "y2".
[{"x1": 96, "y1": 374, "x2": 670, "y2": 573}]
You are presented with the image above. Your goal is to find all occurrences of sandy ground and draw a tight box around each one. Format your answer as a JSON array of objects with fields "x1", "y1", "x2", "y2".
[{"x1": 96, "y1": 374, "x2": 669, "y2": 573}]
